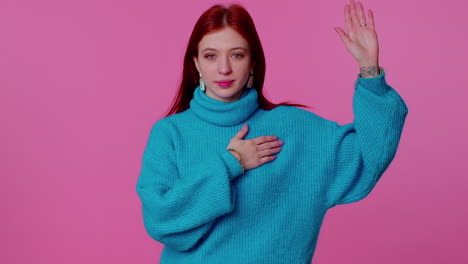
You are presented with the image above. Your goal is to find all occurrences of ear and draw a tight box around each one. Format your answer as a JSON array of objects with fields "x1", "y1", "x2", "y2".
[
  {"x1": 250, "y1": 60, "x2": 256, "y2": 73},
  {"x1": 193, "y1": 55, "x2": 200, "y2": 73}
]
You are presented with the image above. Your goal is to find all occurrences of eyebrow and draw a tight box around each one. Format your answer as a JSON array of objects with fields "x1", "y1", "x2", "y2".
[{"x1": 201, "y1": 47, "x2": 248, "y2": 52}]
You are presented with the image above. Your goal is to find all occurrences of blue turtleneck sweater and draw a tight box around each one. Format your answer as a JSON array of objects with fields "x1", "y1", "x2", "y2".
[{"x1": 136, "y1": 69, "x2": 408, "y2": 263}]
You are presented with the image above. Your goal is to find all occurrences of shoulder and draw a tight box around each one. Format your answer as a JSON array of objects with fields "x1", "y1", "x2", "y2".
[
  {"x1": 151, "y1": 115, "x2": 174, "y2": 133},
  {"x1": 268, "y1": 105, "x2": 336, "y2": 129},
  {"x1": 147, "y1": 112, "x2": 184, "y2": 147},
  {"x1": 150, "y1": 110, "x2": 190, "y2": 132},
  {"x1": 148, "y1": 109, "x2": 195, "y2": 144}
]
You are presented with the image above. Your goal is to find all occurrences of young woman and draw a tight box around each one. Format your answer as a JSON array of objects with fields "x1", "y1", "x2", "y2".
[{"x1": 136, "y1": 1, "x2": 408, "y2": 263}]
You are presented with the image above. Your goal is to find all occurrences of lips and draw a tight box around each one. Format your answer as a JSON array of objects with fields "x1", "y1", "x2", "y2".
[
  {"x1": 216, "y1": 80, "x2": 234, "y2": 88},
  {"x1": 216, "y1": 80, "x2": 234, "y2": 84}
]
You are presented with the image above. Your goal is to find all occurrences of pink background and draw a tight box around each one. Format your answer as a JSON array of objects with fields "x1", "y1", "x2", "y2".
[{"x1": 2, "y1": 0, "x2": 467, "y2": 263}]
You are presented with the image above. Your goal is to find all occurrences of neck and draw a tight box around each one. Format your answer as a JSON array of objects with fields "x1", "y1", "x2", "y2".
[
  {"x1": 204, "y1": 88, "x2": 244, "y2": 103},
  {"x1": 189, "y1": 86, "x2": 260, "y2": 126}
]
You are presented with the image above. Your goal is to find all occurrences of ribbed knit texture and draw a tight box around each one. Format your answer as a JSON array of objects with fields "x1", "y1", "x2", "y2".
[{"x1": 136, "y1": 68, "x2": 408, "y2": 264}]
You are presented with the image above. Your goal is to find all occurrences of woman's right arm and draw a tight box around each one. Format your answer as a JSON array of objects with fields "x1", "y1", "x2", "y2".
[{"x1": 136, "y1": 119, "x2": 243, "y2": 252}]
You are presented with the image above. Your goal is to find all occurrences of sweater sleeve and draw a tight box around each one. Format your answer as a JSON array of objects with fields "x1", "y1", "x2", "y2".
[
  {"x1": 327, "y1": 68, "x2": 408, "y2": 208},
  {"x1": 136, "y1": 119, "x2": 244, "y2": 251}
]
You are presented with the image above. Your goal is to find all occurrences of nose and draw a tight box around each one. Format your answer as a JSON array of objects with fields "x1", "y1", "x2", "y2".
[{"x1": 218, "y1": 56, "x2": 232, "y2": 75}]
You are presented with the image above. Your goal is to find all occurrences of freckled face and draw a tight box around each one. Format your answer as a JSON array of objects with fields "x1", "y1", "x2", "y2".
[{"x1": 193, "y1": 27, "x2": 255, "y2": 103}]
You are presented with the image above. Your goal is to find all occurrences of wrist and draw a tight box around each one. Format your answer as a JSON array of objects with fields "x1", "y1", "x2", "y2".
[
  {"x1": 359, "y1": 65, "x2": 382, "y2": 78},
  {"x1": 227, "y1": 149, "x2": 241, "y2": 161},
  {"x1": 227, "y1": 148, "x2": 245, "y2": 175}
]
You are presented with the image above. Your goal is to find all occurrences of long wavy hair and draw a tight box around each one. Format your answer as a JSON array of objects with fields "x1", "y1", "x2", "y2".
[{"x1": 164, "y1": 4, "x2": 310, "y2": 118}]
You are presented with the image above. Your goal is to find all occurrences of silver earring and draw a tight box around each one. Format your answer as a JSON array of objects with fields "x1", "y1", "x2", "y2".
[
  {"x1": 199, "y1": 72, "x2": 205, "y2": 91},
  {"x1": 247, "y1": 71, "x2": 254, "y2": 89}
]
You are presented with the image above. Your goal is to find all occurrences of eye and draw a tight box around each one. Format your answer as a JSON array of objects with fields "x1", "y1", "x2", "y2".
[
  {"x1": 233, "y1": 53, "x2": 244, "y2": 58},
  {"x1": 204, "y1": 54, "x2": 215, "y2": 59}
]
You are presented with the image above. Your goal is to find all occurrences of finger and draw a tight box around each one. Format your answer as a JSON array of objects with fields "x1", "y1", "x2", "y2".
[
  {"x1": 368, "y1": 9, "x2": 375, "y2": 30},
  {"x1": 356, "y1": 1, "x2": 367, "y2": 26},
  {"x1": 259, "y1": 155, "x2": 276, "y2": 164},
  {"x1": 252, "y1": 135, "x2": 278, "y2": 145},
  {"x1": 350, "y1": 0, "x2": 359, "y2": 26},
  {"x1": 257, "y1": 140, "x2": 283, "y2": 151},
  {"x1": 344, "y1": 5, "x2": 353, "y2": 33},
  {"x1": 259, "y1": 146, "x2": 282, "y2": 157},
  {"x1": 232, "y1": 123, "x2": 248, "y2": 139},
  {"x1": 335, "y1": 27, "x2": 351, "y2": 45}
]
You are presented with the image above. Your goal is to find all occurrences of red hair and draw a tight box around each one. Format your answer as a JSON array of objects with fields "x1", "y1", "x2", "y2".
[{"x1": 164, "y1": 4, "x2": 310, "y2": 118}]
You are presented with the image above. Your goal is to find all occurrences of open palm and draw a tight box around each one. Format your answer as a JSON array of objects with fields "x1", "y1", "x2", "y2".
[{"x1": 335, "y1": 0, "x2": 379, "y2": 66}]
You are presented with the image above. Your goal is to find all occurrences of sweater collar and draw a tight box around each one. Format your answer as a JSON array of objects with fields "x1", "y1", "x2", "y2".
[{"x1": 189, "y1": 85, "x2": 259, "y2": 126}]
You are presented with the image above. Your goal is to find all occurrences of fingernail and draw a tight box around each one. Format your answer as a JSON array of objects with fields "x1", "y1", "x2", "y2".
[
  {"x1": 242, "y1": 123, "x2": 247, "y2": 128},
  {"x1": 279, "y1": 141, "x2": 285, "y2": 145}
]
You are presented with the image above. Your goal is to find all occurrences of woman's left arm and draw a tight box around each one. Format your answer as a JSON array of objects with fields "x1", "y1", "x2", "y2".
[
  {"x1": 327, "y1": 69, "x2": 408, "y2": 208},
  {"x1": 326, "y1": 0, "x2": 409, "y2": 208}
]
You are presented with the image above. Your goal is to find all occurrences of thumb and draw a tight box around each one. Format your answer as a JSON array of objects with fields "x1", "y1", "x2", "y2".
[{"x1": 233, "y1": 123, "x2": 249, "y2": 140}]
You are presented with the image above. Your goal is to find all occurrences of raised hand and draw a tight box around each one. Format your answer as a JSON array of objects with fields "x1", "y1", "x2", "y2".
[{"x1": 334, "y1": 0, "x2": 380, "y2": 77}]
